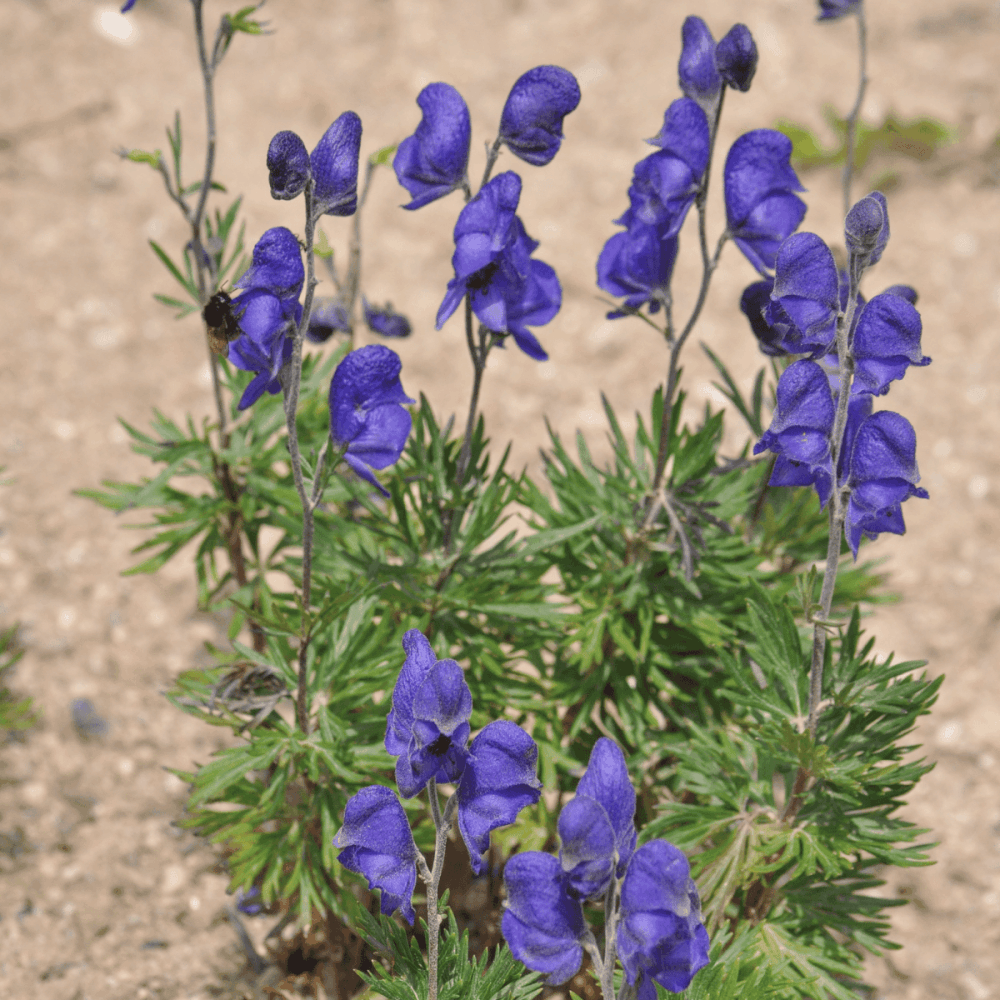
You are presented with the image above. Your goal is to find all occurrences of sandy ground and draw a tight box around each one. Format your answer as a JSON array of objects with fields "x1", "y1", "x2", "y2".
[{"x1": 1, "y1": 1, "x2": 999, "y2": 997}]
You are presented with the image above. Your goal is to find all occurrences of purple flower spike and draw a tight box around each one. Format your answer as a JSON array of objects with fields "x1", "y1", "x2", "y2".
[
  {"x1": 765, "y1": 232, "x2": 840, "y2": 356},
  {"x1": 617, "y1": 840, "x2": 710, "y2": 998},
  {"x1": 851, "y1": 293, "x2": 930, "y2": 396},
  {"x1": 716, "y1": 24, "x2": 758, "y2": 92},
  {"x1": 618, "y1": 98, "x2": 709, "y2": 235},
  {"x1": 234, "y1": 226, "x2": 304, "y2": 300},
  {"x1": 329, "y1": 345, "x2": 414, "y2": 497},
  {"x1": 818, "y1": 0, "x2": 861, "y2": 21},
  {"x1": 457, "y1": 720, "x2": 542, "y2": 875},
  {"x1": 394, "y1": 82, "x2": 471, "y2": 210},
  {"x1": 846, "y1": 191, "x2": 890, "y2": 268},
  {"x1": 753, "y1": 360, "x2": 836, "y2": 508},
  {"x1": 724, "y1": 130, "x2": 807, "y2": 275},
  {"x1": 844, "y1": 411, "x2": 928, "y2": 556},
  {"x1": 310, "y1": 111, "x2": 362, "y2": 217},
  {"x1": 502, "y1": 852, "x2": 587, "y2": 984},
  {"x1": 307, "y1": 298, "x2": 351, "y2": 343},
  {"x1": 267, "y1": 130, "x2": 311, "y2": 201},
  {"x1": 678, "y1": 16, "x2": 721, "y2": 113},
  {"x1": 333, "y1": 786, "x2": 419, "y2": 925},
  {"x1": 597, "y1": 224, "x2": 679, "y2": 318},
  {"x1": 575, "y1": 738, "x2": 637, "y2": 877},
  {"x1": 498, "y1": 66, "x2": 581, "y2": 167}
]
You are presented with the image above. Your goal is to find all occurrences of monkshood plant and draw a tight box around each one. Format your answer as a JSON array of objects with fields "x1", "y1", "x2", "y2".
[{"x1": 80, "y1": 1, "x2": 942, "y2": 997}]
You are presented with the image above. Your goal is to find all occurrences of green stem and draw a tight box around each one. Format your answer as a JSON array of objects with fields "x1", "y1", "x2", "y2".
[{"x1": 841, "y1": 1, "x2": 868, "y2": 220}]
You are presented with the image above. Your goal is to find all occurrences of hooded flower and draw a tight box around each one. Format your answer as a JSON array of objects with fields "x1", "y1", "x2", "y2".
[
  {"x1": 843, "y1": 410, "x2": 928, "y2": 556},
  {"x1": 394, "y1": 82, "x2": 471, "y2": 209},
  {"x1": 597, "y1": 223, "x2": 679, "y2": 318},
  {"x1": 227, "y1": 227, "x2": 304, "y2": 409},
  {"x1": 436, "y1": 173, "x2": 560, "y2": 360},
  {"x1": 616, "y1": 840, "x2": 710, "y2": 998},
  {"x1": 724, "y1": 130, "x2": 807, "y2": 274},
  {"x1": 333, "y1": 785, "x2": 419, "y2": 925},
  {"x1": 328, "y1": 345, "x2": 414, "y2": 497},
  {"x1": 306, "y1": 298, "x2": 351, "y2": 343},
  {"x1": 385, "y1": 630, "x2": 472, "y2": 798},
  {"x1": 715, "y1": 24, "x2": 758, "y2": 92},
  {"x1": 765, "y1": 232, "x2": 840, "y2": 356},
  {"x1": 740, "y1": 278, "x2": 787, "y2": 356},
  {"x1": 558, "y1": 738, "x2": 637, "y2": 899},
  {"x1": 498, "y1": 66, "x2": 581, "y2": 167},
  {"x1": 617, "y1": 98, "x2": 710, "y2": 236},
  {"x1": 310, "y1": 111, "x2": 362, "y2": 216},
  {"x1": 266, "y1": 130, "x2": 311, "y2": 200},
  {"x1": 678, "y1": 16, "x2": 721, "y2": 113},
  {"x1": 501, "y1": 852, "x2": 587, "y2": 984},
  {"x1": 753, "y1": 360, "x2": 837, "y2": 507},
  {"x1": 850, "y1": 292, "x2": 930, "y2": 396}
]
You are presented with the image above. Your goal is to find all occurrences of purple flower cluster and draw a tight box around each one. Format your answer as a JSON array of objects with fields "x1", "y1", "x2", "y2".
[
  {"x1": 502, "y1": 739, "x2": 709, "y2": 996},
  {"x1": 598, "y1": 16, "x2": 809, "y2": 319},
  {"x1": 393, "y1": 67, "x2": 579, "y2": 360},
  {"x1": 752, "y1": 193, "x2": 930, "y2": 555},
  {"x1": 334, "y1": 631, "x2": 542, "y2": 922}
]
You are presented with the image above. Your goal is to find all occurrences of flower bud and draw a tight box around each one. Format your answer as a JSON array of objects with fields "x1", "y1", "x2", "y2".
[
  {"x1": 266, "y1": 130, "x2": 310, "y2": 200},
  {"x1": 845, "y1": 191, "x2": 889, "y2": 267},
  {"x1": 715, "y1": 24, "x2": 758, "y2": 92}
]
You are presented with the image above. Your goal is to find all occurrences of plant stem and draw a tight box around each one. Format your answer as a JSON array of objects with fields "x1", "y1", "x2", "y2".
[
  {"x1": 422, "y1": 780, "x2": 457, "y2": 1000},
  {"x1": 646, "y1": 91, "x2": 728, "y2": 515},
  {"x1": 284, "y1": 189, "x2": 322, "y2": 734},
  {"x1": 841, "y1": 1, "x2": 868, "y2": 221},
  {"x1": 600, "y1": 881, "x2": 619, "y2": 1000},
  {"x1": 480, "y1": 136, "x2": 503, "y2": 189}
]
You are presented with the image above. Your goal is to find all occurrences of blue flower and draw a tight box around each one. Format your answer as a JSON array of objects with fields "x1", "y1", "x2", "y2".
[
  {"x1": 501, "y1": 852, "x2": 587, "y2": 984},
  {"x1": 844, "y1": 411, "x2": 928, "y2": 556},
  {"x1": 385, "y1": 631, "x2": 542, "y2": 875},
  {"x1": 558, "y1": 738, "x2": 637, "y2": 899},
  {"x1": 436, "y1": 173, "x2": 561, "y2": 360},
  {"x1": 818, "y1": 0, "x2": 862, "y2": 21},
  {"x1": 235, "y1": 886, "x2": 263, "y2": 916},
  {"x1": 385, "y1": 630, "x2": 473, "y2": 798},
  {"x1": 72, "y1": 698, "x2": 109, "y2": 738},
  {"x1": 765, "y1": 232, "x2": 840, "y2": 357},
  {"x1": 363, "y1": 298, "x2": 412, "y2": 339},
  {"x1": 227, "y1": 227, "x2": 304, "y2": 410},
  {"x1": 753, "y1": 360, "x2": 837, "y2": 508},
  {"x1": 617, "y1": 840, "x2": 710, "y2": 998},
  {"x1": 120, "y1": 0, "x2": 137, "y2": 10},
  {"x1": 310, "y1": 111, "x2": 363, "y2": 217},
  {"x1": 740, "y1": 278, "x2": 787, "y2": 356},
  {"x1": 333, "y1": 785, "x2": 419, "y2": 925},
  {"x1": 678, "y1": 16, "x2": 721, "y2": 113},
  {"x1": 394, "y1": 83, "x2": 471, "y2": 210},
  {"x1": 456, "y1": 720, "x2": 542, "y2": 875},
  {"x1": 724, "y1": 130, "x2": 807, "y2": 275},
  {"x1": 617, "y1": 98, "x2": 710, "y2": 236},
  {"x1": 498, "y1": 66, "x2": 581, "y2": 167},
  {"x1": 328, "y1": 345, "x2": 414, "y2": 497},
  {"x1": 715, "y1": 24, "x2": 758, "y2": 92},
  {"x1": 597, "y1": 223, "x2": 679, "y2": 318},
  {"x1": 266, "y1": 130, "x2": 310, "y2": 201},
  {"x1": 850, "y1": 292, "x2": 930, "y2": 396}
]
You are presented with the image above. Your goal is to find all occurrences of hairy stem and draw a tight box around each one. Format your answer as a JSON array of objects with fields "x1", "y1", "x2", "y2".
[
  {"x1": 841, "y1": 1, "x2": 869, "y2": 220},
  {"x1": 423, "y1": 781, "x2": 457, "y2": 1000},
  {"x1": 284, "y1": 189, "x2": 322, "y2": 734}
]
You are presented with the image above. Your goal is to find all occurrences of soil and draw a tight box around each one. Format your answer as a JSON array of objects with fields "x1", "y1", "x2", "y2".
[{"x1": 2, "y1": 1, "x2": 999, "y2": 998}]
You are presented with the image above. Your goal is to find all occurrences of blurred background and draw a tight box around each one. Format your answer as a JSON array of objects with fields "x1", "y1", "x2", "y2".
[{"x1": 1, "y1": 1, "x2": 999, "y2": 997}]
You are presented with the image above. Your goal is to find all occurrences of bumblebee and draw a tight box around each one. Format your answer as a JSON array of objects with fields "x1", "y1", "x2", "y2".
[{"x1": 203, "y1": 290, "x2": 243, "y2": 354}]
